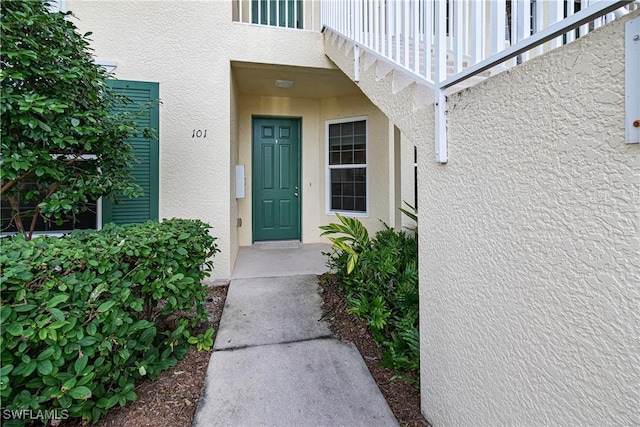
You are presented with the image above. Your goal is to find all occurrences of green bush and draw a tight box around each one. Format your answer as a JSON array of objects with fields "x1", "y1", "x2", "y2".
[
  {"x1": 0, "y1": 219, "x2": 220, "y2": 425},
  {"x1": 321, "y1": 213, "x2": 419, "y2": 385}
]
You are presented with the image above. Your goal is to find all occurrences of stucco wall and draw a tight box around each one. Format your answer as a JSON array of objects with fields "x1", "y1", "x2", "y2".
[
  {"x1": 421, "y1": 13, "x2": 639, "y2": 424},
  {"x1": 68, "y1": 1, "x2": 333, "y2": 279},
  {"x1": 68, "y1": 0, "x2": 234, "y2": 279},
  {"x1": 230, "y1": 68, "x2": 240, "y2": 272},
  {"x1": 326, "y1": 10, "x2": 639, "y2": 426}
]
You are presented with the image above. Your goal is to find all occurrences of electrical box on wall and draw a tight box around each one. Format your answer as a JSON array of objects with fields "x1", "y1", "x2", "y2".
[{"x1": 235, "y1": 165, "x2": 246, "y2": 198}]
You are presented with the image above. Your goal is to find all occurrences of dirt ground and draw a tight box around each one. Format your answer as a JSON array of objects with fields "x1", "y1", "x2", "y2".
[{"x1": 72, "y1": 275, "x2": 428, "y2": 427}]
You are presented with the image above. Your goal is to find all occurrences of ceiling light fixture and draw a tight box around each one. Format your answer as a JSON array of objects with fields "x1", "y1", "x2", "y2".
[{"x1": 275, "y1": 79, "x2": 294, "y2": 88}]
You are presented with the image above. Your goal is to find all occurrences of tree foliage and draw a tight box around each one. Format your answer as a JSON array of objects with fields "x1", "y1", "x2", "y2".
[{"x1": 1, "y1": 0, "x2": 141, "y2": 239}]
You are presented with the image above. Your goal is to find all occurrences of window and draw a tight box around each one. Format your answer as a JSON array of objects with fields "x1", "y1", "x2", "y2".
[
  {"x1": 327, "y1": 117, "x2": 368, "y2": 215},
  {"x1": 0, "y1": 191, "x2": 98, "y2": 234},
  {"x1": 46, "y1": 0, "x2": 67, "y2": 13},
  {"x1": 1, "y1": 156, "x2": 99, "y2": 235},
  {"x1": 251, "y1": 0, "x2": 304, "y2": 28}
]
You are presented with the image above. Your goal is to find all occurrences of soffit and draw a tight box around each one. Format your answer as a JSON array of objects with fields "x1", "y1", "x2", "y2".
[{"x1": 231, "y1": 62, "x2": 362, "y2": 99}]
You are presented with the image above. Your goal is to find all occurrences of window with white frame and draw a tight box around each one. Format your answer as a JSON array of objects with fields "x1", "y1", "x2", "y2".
[
  {"x1": 46, "y1": 0, "x2": 67, "y2": 13},
  {"x1": 327, "y1": 117, "x2": 368, "y2": 215}
]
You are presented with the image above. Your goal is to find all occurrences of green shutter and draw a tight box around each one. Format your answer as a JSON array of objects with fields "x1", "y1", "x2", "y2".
[{"x1": 102, "y1": 80, "x2": 159, "y2": 226}]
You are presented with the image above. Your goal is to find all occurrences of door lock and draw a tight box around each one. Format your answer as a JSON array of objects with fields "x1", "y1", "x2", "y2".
[{"x1": 294, "y1": 192, "x2": 299, "y2": 197}]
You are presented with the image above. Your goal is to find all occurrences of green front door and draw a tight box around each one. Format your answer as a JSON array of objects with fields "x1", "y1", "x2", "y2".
[{"x1": 252, "y1": 117, "x2": 301, "y2": 242}]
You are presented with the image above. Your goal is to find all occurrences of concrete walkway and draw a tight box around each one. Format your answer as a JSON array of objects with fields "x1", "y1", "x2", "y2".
[{"x1": 193, "y1": 243, "x2": 398, "y2": 427}]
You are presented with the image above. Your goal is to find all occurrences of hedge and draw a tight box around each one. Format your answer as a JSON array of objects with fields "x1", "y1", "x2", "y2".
[{"x1": 0, "y1": 219, "x2": 219, "y2": 425}]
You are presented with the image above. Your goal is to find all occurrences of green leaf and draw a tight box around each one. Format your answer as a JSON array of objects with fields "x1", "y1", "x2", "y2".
[
  {"x1": 74, "y1": 355, "x2": 88, "y2": 375},
  {"x1": 6, "y1": 323, "x2": 23, "y2": 336},
  {"x1": 47, "y1": 294, "x2": 69, "y2": 308},
  {"x1": 22, "y1": 360, "x2": 37, "y2": 377},
  {"x1": 62, "y1": 377, "x2": 77, "y2": 391},
  {"x1": 37, "y1": 360, "x2": 53, "y2": 376},
  {"x1": 0, "y1": 365, "x2": 14, "y2": 376},
  {"x1": 68, "y1": 385, "x2": 92, "y2": 400},
  {"x1": 38, "y1": 121, "x2": 51, "y2": 132},
  {"x1": 96, "y1": 300, "x2": 115, "y2": 313},
  {"x1": 37, "y1": 348, "x2": 55, "y2": 361},
  {"x1": 0, "y1": 306, "x2": 12, "y2": 323},
  {"x1": 86, "y1": 322, "x2": 97, "y2": 335},
  {"x1": 49, "y1": 307, "x2": 65, "y2": 321}
]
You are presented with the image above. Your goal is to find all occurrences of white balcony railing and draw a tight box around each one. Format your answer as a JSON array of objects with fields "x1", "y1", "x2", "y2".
[
  {"x1": 234, "y1": 1, "x2": 638, "y2": 162},
  {"x1": 321, "y1": 1, "x2": 637, "y2": 83},
  {"x1": 321, "y1": 0, "x2": 637, "y2": 162}
]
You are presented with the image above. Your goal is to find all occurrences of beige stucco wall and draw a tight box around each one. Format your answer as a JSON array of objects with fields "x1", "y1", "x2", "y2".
[
  {"x1": 230, "y1": 68, "x2": 240, "y2": 269},
  {"x1": 327, "y1": 10, "x2": 639, "y2": 426},
  {"x1": 68, "y1": 1, "x2": 336, "y2": 279},
  {"x1": 420, "y1": 12, "x2": 639, "y2": 424},
  {"x1": 68, "y1": 0, "x2": 236, "y2": 280}
]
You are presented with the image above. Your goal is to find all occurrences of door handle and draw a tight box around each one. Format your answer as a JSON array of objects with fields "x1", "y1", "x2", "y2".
[{"x1": 294, "y1": 192, "x2": 299, "y2": 197}]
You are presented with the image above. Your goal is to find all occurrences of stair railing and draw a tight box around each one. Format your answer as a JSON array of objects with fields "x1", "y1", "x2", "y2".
[{"x1": 320, "y1": 0, "x2": 637, "y2": 162}]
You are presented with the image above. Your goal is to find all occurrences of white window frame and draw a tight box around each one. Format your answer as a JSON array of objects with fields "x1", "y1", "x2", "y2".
[
  {"x1": 47, "y1": 0, "x2": 67, "y2": 13},
  {"x1": 325, "y1": 116, "x2": 369, "y2": 217}
]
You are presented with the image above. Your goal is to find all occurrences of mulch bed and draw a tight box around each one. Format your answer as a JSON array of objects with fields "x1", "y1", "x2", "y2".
[
  {"x1": 90, "y1": 284, "x2": 229, "y2": 427},
  {"x1": 66, "y1": 275, "x2": 427, "y2": 426},
  {"x1": 318, "y1": 274, "x2": 430, "y2": 427}
]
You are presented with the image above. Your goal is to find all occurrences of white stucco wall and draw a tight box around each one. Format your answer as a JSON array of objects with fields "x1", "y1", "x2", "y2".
[{"x1": 326, "y1": 10, "x2": 639, "y2": 426}]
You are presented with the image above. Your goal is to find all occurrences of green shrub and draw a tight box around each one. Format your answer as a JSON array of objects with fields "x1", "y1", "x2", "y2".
[
  {"x1": 321, "y1": 213, "x2": 419, "y2": 385},
  {"x1": 0, "y1": 219, "x2": 219, "y2": 425}
]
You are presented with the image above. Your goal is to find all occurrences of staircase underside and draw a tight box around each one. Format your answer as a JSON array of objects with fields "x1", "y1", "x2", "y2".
[{"x1": 323, "y1": 29, "x2": 493, "y2": 150}]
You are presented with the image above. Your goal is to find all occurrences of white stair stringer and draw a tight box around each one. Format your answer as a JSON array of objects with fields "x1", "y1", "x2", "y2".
[
  {"x1": 363, "y1": 51, "x2": 378, "y2": 73},
  {"x1": 392, "y1": 70, "x2": 415, "y2": 95},
  {"x1": 375, "y1": 61, "x2": 393, "y2": 82},
  {"x1": 324, "y1": 30, "x2": 433, "y2": 154},
  {"x1": 324, "y1": 29, "x2": 492, "y2": 156}
]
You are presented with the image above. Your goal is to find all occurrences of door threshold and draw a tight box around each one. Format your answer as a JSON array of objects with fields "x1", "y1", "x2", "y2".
[{"x1": 253, "y1": 240, "x2": 302, "y2": 250}]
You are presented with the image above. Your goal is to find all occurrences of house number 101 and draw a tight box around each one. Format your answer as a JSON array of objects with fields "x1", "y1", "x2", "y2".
[{"x1": 192, "y1": 129, "x2": 207, "y2": 138}]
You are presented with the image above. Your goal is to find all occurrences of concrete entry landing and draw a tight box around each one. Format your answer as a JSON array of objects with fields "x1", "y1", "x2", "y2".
[
  {"x1": 231, "y1": 242, "x2": 331, "y2": 279},
  {"x1": 194, "y1": 244, "x2": 398, "y2": 426}
]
